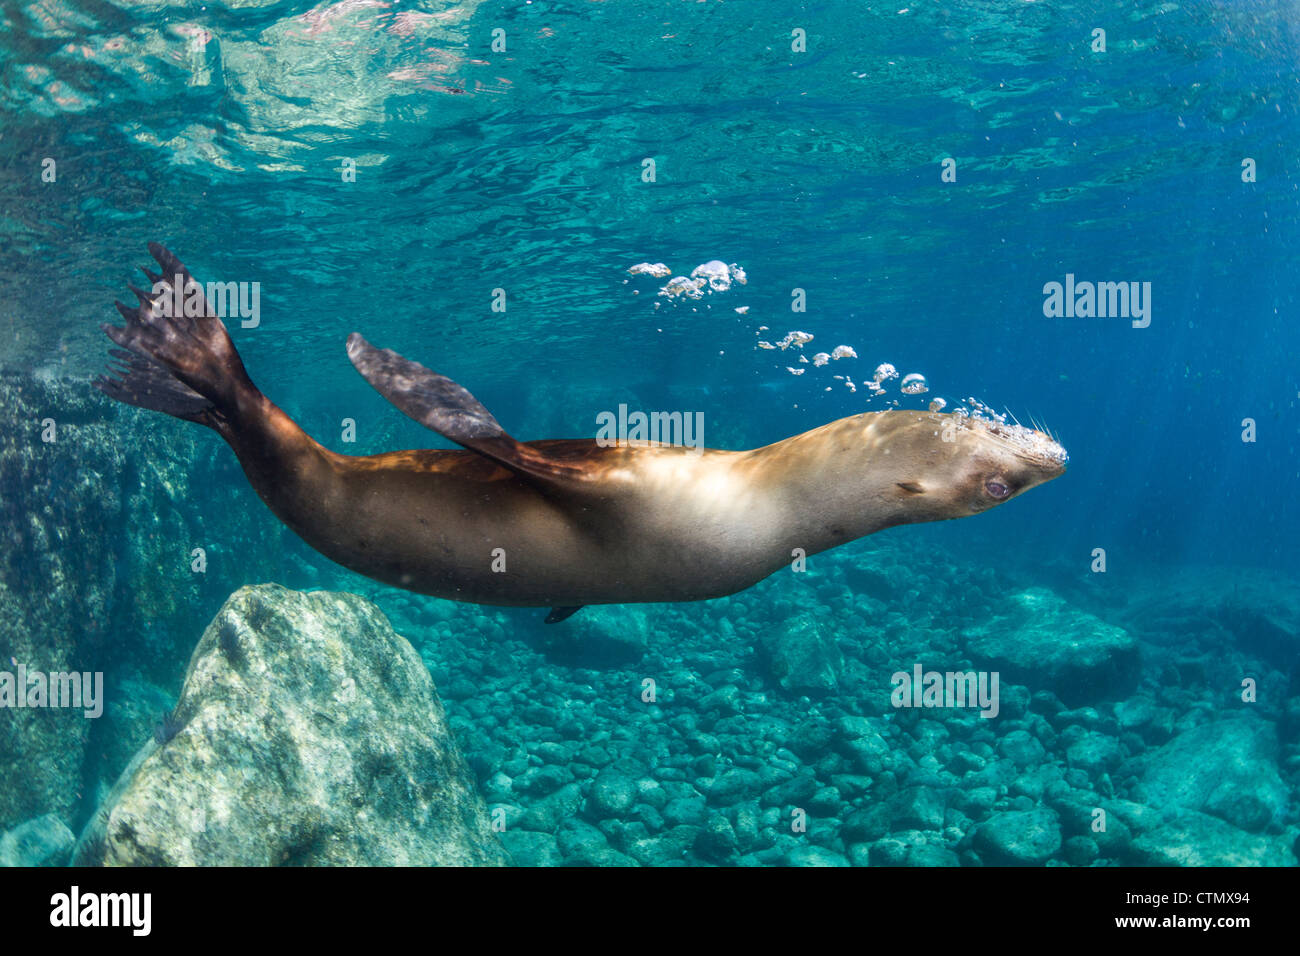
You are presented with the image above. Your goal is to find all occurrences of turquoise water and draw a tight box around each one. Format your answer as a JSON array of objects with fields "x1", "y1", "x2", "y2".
[{"x1": 0, "y1": 1, "x2": 1297, "y2": 867}]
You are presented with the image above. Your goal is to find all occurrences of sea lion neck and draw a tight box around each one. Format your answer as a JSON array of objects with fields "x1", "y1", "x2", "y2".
[{"x1": 741, "y1": 412, "x2": 929, "y2": 555}]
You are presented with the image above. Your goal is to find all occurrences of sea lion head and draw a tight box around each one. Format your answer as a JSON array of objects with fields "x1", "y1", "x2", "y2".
[{"x1": 886, "y1": 412, "x2": 1068, "y2": 521}]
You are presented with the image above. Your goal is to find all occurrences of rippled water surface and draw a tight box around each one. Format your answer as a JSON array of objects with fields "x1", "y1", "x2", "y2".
[{"x1": 4, "y1": 0, "x2": 1297, "y2": 566}]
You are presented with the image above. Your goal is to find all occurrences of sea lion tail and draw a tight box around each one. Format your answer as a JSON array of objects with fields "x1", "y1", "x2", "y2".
[{"x1": 94, "y1": 243, "x2": 258, "y2": 428}]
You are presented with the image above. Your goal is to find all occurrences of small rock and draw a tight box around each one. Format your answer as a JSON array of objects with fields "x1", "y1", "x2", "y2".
[
  {"x1": 1062, "y1": 835, "x2": 1100, "y2": 866},
  {"x1": 757, "y1": 615, "x2": 843, "y2": 696},
  {"x1": 663, "y1": 796, "x2": 708, "y2": 828},
  {"x1": 890, "y1": 786, "x2": 947, "y2": 831},
  {"x1": 694, "y1": 816, "x2": 739, "y2": 863},
  {"x1": 500, "y1": 830, "x2": 562, "y2": 867},
  {"x1": 521, "y1": 783, "x2": 585, "y2": 832},
  {"x1": 785, "y1": 844, "x2": 850, "y2": 867},
  {"x1": 0, "y1": 814, "x2": 75, "y2": 867},
  {"x1": 1066, "y1": 732, "x2": 1124, "y2": 776},
  {"x1": 998, "y1": 730, "x2": 1046, "y2": 769},
  {"x1": 973, "y1": 808, "x2": 1062, "y2": 865},
  {"x1": 708, "y1": 769, "x2": 761, "y2": 805},
  {"x1": 589, "y1": 769, "x2": 637, "y2": 817}
]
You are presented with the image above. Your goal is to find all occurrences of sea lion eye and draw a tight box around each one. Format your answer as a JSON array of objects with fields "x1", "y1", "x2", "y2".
[{"x1": 985, "y1": 479, "x2": 1010, "y2": 499}]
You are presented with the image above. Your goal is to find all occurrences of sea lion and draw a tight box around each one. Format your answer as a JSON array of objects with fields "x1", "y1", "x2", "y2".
[{"x1": 95, "y1": 244, "x2": 1067, "y2": 621}]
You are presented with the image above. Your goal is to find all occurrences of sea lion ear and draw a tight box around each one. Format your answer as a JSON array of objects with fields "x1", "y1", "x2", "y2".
[
  {"x1": 896, "y1": 481, "x2": 925, "y2": 495},
  {"x1": 345, "y1": 333, "x2": 590, "y2": 488}
]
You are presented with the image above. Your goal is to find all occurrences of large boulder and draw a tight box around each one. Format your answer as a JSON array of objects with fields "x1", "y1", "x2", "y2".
[
  {"x1": 1131, "y1": 811, "x2": 1295, "y2": 866},
  {"x1": 74, "y1": 584, "x2": 508, "y2": 866},
  {"x1": 1138, "y1": 718, "x2": 1288, "y2": 833},
  {"x1": 963, "y1": 588, "x2": 1138, "y2": 704},
  {"x1": 1115, "y1": 566, "x2": 1300, "y2": 663}
]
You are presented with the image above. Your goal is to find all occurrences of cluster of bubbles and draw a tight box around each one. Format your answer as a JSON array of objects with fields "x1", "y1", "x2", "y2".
[
  {"x1": 627, "y1": 262, "x2": 671, "y2": 278},
  {"x1": 759, "y1": 334, "x2": 934, "y2": 408},
  {"x1": 756, "y1": 329, "x2": 813, "y2": 350},
  {"x1": 627, "y1": 260, "x2": 748, "y2": 305},
  {"x1": 624, "y1": 260, "x2": 953, "y2": 413}
]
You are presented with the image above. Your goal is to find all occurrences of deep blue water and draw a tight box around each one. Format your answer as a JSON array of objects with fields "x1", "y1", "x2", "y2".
[{"x1": 1, "y1": 0, "x2": 1297, "y2": 869}]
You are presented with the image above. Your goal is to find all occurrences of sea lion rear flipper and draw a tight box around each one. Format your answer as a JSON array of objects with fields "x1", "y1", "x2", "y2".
[
  {"x1": 345, "y1": 334, "x2": 589, "y2": 487},
  {"x1": 97, "y1": 243, "x2": 259, "y2": 425},
  {"x1": 544, "y1": 606, "x2": 584, "y2": 624}
]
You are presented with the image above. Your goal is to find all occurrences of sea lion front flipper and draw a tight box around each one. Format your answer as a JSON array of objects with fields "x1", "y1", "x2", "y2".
[
  {"x1": 345, "y1": 333, "x2": 590, "y2": 487},
  {"x1": 544, "y1": 606, "x2": 584, "y2": 624}
]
